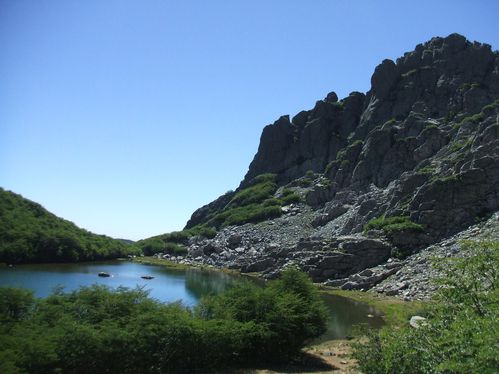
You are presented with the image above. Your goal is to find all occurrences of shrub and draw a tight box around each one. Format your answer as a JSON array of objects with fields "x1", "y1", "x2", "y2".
[
  {"x1": 280, "y1": 192, "x2": 301, "y2": 205},
  {"x1": 228, "y1": 176, "x2": 277, "y2": 208},
  {"x1": 0, "y1": 269, "x2": 327, "y2": 372},
  {"x1": 262, "y1": 198, "x2": 282, "y2": 207},
  {"x1": 417, "y1": 165, "x2": 436, "y2": 175},
  {"x1": 324, "y1": 160, "x2": 339, "y2": 174},
  {"x1": 185, "y1": 225, "x2": 217, "y2": 239},
  {"x1": 340, "y1": 159, "x2": 350, "y2": 168},
  {"x1": 449, "y1": 137, "x2": 472, "y2": 152},
  {"x1": 217, "y1": 204, "x2": 282, "y2": 227},
  {"x1": 164, "y1": 242, "x2": 187, "y2": 255},
  {"x1": 364, "y1": 215, "x2": 424, "y2": 234},
  {"x1": 197, "y1": 268, "x2": 328, "y2": 360},
  {"x1": 353, "y1": 240, "x2": 499, "y2": 373}
]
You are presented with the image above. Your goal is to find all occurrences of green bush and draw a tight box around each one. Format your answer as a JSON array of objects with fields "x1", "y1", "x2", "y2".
[
  {"x1": 353, "y1": 240, "x2": 499, "y2": 374},
  {"x1": 364, "y1": 215, "x2": 424, "y2": 234},
  {"x1": 227, "y1": 174, "x2": 278, "y2": 208},
  {"x1": 138, "y1": 224, "x2": 217, "y2": 255},
  {"x1": 164, "y1": 242, "x2": 187, "y2": 255},
  {"x1": 324, "y1": 160, "x2": 339, "y2": 174},
  {"x1": 417, "y1": 165, "x2": 436, "y2": 175},
  {"x1": 449, "y1": 137, "x2": 472, "y2": 152},
  {"x1": 211, "y1": 204, "x2": 282, "y2": 228},
  {"x1": 0, "y1": 269, "x2": 327, "y2": 372},
  {"x1": 280, "y1": 192, "x2": 301, "y2": 205}
]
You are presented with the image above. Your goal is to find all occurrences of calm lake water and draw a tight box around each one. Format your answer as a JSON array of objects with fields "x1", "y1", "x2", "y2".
[{"x1": 0, "y1": 261, "x2": 384, "y2": 339}]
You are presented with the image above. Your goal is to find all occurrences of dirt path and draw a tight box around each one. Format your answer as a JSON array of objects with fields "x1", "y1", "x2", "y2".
[{"x1": 234, "y1": 339, "x2": 360, "y2": 374}]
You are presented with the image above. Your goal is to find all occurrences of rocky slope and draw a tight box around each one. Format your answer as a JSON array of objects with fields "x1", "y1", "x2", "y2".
[{"x1": 159, "y1": 34, "x2": 499, "y2": 300}]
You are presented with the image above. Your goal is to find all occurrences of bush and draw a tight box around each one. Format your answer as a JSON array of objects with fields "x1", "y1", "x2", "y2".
[
  {"x1": 364, "y1": 215, "x2": 424, "y2": 234},
  {"x1": 353, "y1": 240, "x2": 499, "y2": 373},
  {"x1": 0, "y1": 269, "x2": 327, "y2": 372},
  {"x1": 280, "y1": 192, "x2": 301, "y2": 205},
  {"x1": 212, "y1": 204, "x2": 282, "y2": 228},
  {"x1": 137, "y1": 224, "x2": 217, "y2": 255},
  {"x1": 164, "y1": 242, "x2": 187, "y2": 255},
  {"x1": 197, "y1": 268, "x2": 328, "y2": 360}
]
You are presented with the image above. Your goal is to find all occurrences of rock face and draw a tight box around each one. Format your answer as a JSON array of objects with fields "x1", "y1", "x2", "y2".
[{"x1": 174, "y1": 34, "x2": 499, "y2": 300}]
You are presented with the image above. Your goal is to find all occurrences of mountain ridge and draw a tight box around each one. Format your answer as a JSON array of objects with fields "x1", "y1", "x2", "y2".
[{"x1": 160, "y1": 33, "x2": 499, "y2": 299}]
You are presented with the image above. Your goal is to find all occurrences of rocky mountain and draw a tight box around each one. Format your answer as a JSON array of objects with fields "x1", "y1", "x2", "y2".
[{"x1": 156, "y1": 34, "x2": 499, "y2": 300}]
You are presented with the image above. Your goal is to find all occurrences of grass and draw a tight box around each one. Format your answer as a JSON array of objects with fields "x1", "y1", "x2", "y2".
[
  {"x1": 364, "y1": 215, "x2": 424, "y2": 234},
  {"x1": 455, "y1": 99, "x2": 499, "y2": 129},
  {"x1": 324, "y1": 160, "x2": 339, "y2": 174},
  {"x1": 210, "y1": 204, "x2": 282, "y2": 228},
  {"x1": 340, "y1": 159, "x2": 350, "y2": 168},
  {"x1": 382, "y1": 118, "x2": 397, "y2": 128},
  {"x1": 227, "y1": 179, "x2": 277, "y2": 208},
  {"x1": 280, "y1": 192, "x2": 301, "y2": 206},
  {"x1": 133, "y1": 256, "x2": 194, "y2": 270},
  {"x1": 423, "y1": 122, "x2": 438, "y2": 132},
  {"x1": 417, "y1": 165, "x2": 436, "y2": 175},
  {"x1": 448, "y1": 137, "x2": 472, "y2": 152}
]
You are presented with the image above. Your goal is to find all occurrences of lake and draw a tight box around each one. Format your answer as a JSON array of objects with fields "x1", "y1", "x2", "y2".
[{"x1": 0, "y1": 261, "x2": 384, "y2": 339}]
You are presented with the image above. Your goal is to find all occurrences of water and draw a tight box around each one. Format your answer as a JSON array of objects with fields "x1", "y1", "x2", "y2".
[
  {"x1": 0, "y1": 261, "x2": 239, "y2": 307},
  {"x1": 316, "y1": 293, "x2": 384, "y2": 342},
  {"x1": 0, "y1": 261, "x2": 384, "y2": 339}
]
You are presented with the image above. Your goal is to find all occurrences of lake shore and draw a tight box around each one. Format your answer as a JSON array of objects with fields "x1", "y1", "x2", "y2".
[{"x1": 132, "y1": 256, "x2": 425, "y2": 373}]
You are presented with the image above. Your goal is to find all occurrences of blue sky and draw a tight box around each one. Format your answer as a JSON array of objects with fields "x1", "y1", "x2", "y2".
[{"x1": 1, "y1": 0, "x2": 498, "y2": 240}]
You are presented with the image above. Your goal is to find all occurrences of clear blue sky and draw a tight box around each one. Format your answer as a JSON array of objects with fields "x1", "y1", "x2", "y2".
[{"x1": 1, "y1": 0, "x2": 498, "y2": 240}]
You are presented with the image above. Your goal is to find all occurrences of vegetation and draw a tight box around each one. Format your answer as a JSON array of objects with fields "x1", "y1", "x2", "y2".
[
  {"x1": 364, "y1": 215, "x2": 424, "y2": 235},
  {"x1": 417, "y1": 164, "x2": 436, "y2": 175},
  {"x1": 449, "y1": 136, "x2": 473, "y2": 152},
  {"x1": 176, "y1": 173, "x2": 303, "y2": 230},
  {"x1": 324, "y1": 159, "x2": 339, "y2": 174},
  {"x1": 0, "y1": 188, "x2": 140, "y2": 264},
  {"x1": 353, "y1": 240, "x2": 499, "y2": 373},
  {"x1": 432, "y1": 174, "x2": 460, "y2": 185},
  {"x1": 381, "y1": 118, "x2": 397, "y2": 128},
  {"x1": 279, "y1": 188, "x2": 301, "y2": 205},
  {"x1": 0, "y1": 268, "x2": 327, "y2": 373},
  {"x1": 423, "y1": 122, "x2": 438, "y2": 131},
  {"x1": 137, "y1": 225, "x2": 216, "y2": 256},
  {"x1": 456, "y1": 99, "x2": 499, "y2": 128}
]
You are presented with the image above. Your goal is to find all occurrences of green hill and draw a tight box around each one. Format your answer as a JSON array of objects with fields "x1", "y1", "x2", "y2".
[{"x1": 0, "y1": 188, "x2": 140, "y2": 264}]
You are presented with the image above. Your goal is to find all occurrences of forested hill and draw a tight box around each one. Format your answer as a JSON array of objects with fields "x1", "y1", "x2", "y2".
[{"x1": 0, "y1": 188, "x2": 139, "y2": 264}]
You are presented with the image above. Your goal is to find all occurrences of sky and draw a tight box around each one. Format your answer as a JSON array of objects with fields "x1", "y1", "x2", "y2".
[{"x1": 1, "y1": 0, "x2": 498, "y2": 240}]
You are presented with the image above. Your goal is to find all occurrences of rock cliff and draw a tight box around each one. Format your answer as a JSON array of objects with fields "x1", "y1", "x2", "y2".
[{"x1": 172, "y1": 34, "x2": 499, "y2": 300}]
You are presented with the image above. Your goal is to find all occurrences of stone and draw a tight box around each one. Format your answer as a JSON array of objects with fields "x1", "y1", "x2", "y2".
[
  {"x1": 227, "y1": 234, "x2": 242, "y2": 248},
  {"x1": 172, "y1": 34, "x2": 499, "y2": 303},
  {"x1": 409, "y1": 316, "x2": 428, "y2": 329}
]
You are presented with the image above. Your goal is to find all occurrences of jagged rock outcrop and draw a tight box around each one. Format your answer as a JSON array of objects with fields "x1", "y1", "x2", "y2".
[
  {"x1": 243, "y1": 33, "x2": 498, "y2": 186},
  {"x1": 169, "y1": 34, "x2": 499, "y2": 299}
]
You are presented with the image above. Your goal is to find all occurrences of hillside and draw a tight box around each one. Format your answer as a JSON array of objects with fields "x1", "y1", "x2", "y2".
[
  {"x1": 0, "y1": 188, "x2": 139, "y2": 263},
  {"x1": 146, "y1": 33, "x2": 499, "y2": 299}
]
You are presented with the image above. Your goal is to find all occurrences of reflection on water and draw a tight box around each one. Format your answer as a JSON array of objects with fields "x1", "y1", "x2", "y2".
[
  {"x1": 0, "y1": 262, "x2": 384, "y2": 340},
  {"x1": 316, "y1": 293, "x2": 385, "y2": 341},
  {"x1": 184, "y1": 268, "x2": 241, "y2": 299},
  {"x1": 0, "y1": 261, "x2": 236, "y2": 307}
]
